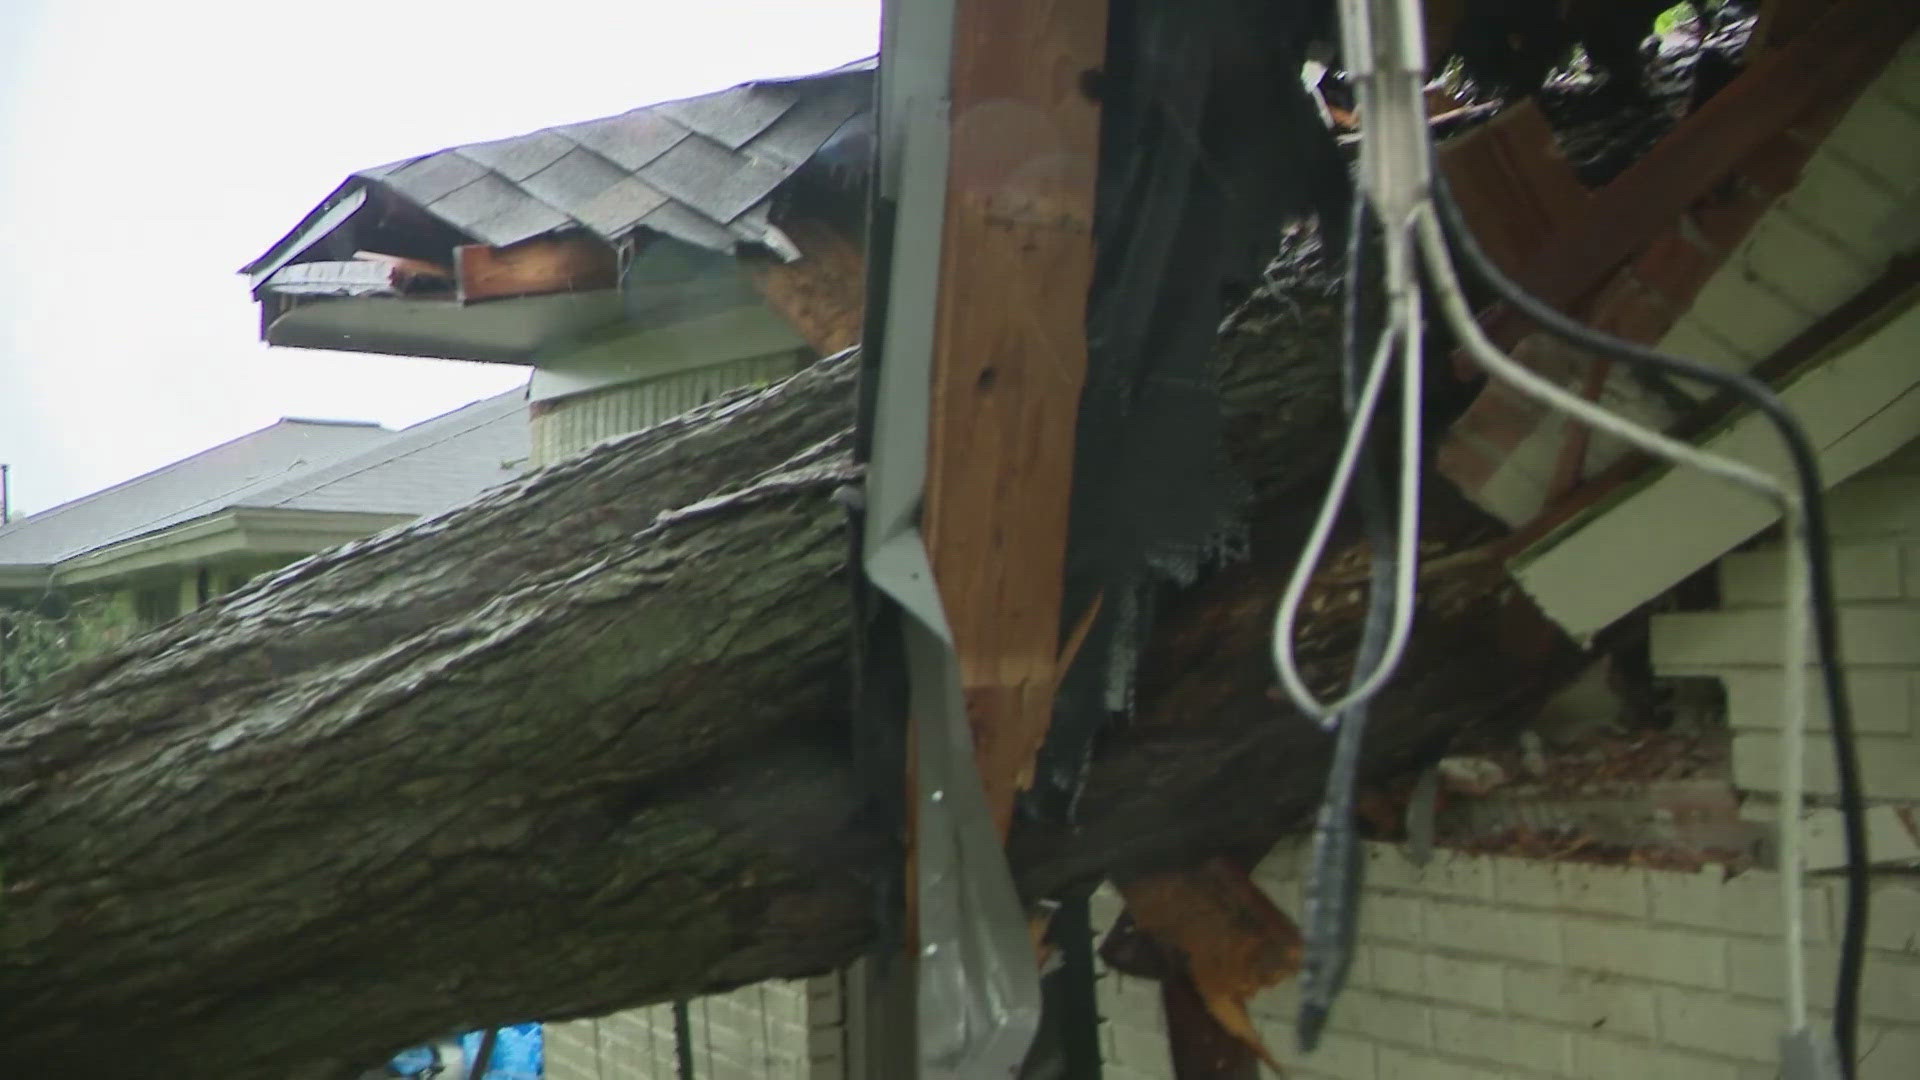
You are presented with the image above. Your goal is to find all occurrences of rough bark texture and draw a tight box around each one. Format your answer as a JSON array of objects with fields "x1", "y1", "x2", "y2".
[{"x1": 0, "y1": 259, "x2": 1578, "y2": 1077}]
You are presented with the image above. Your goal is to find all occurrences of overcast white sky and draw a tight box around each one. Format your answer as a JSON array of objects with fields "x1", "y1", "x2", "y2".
[{"x1": 0, "y1": 0, "x2": 879, "y2": 517}]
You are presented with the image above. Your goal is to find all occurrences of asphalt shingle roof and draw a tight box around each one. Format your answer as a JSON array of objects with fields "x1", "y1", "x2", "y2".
[
  {"x1": 246, "y1": 59, "x2": 874, "y2": 273},
  {"x1": 0, "y1": 389, "x2": 529, "y2": 570}
]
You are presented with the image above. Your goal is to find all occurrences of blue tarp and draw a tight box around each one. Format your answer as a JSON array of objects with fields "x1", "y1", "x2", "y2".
[{"x1": 386, "y1": 1023, "x2": 542, "y2": 1078}]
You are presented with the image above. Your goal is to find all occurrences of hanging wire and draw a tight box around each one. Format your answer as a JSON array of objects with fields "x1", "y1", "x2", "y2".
[
  {"x1": 1427, "y1": 166, "x2": 1866, "y2": 1074},
  {"x1": 1284, "y1": 1, "x2": 1866, "y2": 1072},
  {"x1": 1296, "y1": 199, "x2": 1399, "y2": 1052}
]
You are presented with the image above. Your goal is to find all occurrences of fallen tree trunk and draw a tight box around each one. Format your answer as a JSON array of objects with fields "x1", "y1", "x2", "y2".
[{"x1": 0, "y1": 263, "x2": 1579, "y2": 1077}]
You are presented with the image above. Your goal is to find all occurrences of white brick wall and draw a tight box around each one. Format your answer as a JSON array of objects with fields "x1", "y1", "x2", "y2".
[
  {"x1": 1094, "y1": 845, "x2": 1920, "y2": 1080},
  {"x1": 1653, "y1": 439, "x2": 1920, "y2": 818},
  {"x1": 543, "y1": 977, "x2": 830, "y2": 1079},
  {"x1": 1089, "y1": 447, "x2": 1920, "y2": 1080}
]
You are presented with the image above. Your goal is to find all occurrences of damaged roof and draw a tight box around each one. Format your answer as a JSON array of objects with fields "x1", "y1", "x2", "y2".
[{"x1": 244, "y1": 59, "x2": 874, "y2": 284}]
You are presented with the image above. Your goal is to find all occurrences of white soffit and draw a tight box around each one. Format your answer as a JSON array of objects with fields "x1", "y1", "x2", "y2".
[{"x1": 1514, "y1": 292, "x2": 1920, "y2": 642}]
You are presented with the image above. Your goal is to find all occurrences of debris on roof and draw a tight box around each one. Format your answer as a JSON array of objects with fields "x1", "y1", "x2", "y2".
[{"x1": 242, "y1": 59, "x2": 876, "y2": 295}]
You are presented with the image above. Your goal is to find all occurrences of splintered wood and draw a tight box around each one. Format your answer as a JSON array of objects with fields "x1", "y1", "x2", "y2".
[
  {"x1": 454, "y1": 236, "x2": 617, "y2": 303},
  {"x1": 1119, "y1": 859, "x2": 1304, "y2": 1071},
  {"x1": 742, "y1": 218, "x2": 867, "y2": 357}
]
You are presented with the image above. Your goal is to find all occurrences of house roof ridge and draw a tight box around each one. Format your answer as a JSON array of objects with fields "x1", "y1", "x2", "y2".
[
  {"x1": 245, "y1": 386, "x2": 528, "y2": 511},
  {"x1": 0, "y1": 418, "x2": 391, "y2": 557}
]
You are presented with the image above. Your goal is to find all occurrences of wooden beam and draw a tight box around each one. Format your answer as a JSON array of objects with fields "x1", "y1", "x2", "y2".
[
  {"x1": 921, "y1": 0, "x2": 1107, "y2": 837},
  {"x1": 742, "y1": 219, "x2": 867, "y2": 356},
  {"x1": 1117, "y1": 860, "x2": 1302, "y2": 1071},
  {"x1": 1490, "y1": 0, "x2": 1918, "y2": 316},
  {"x1": 1755, "y1": 0, "x2": 1834, "y2": 50},
  {"x1": 1161, "y1": 972, "x2": 1263, "y2": 1080},
  {"x1": 455, "y1": 235, "x2": 618, "y2": 304}
]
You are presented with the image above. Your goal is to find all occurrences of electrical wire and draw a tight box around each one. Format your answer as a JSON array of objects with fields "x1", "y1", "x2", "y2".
[
  {"x1": 1415, "y1": 196, "x2": 1820, "y2": 1040},
  {"x1": 1297, "y1": 200, "x2": 1399, "y2": 1052},
  {"x1": 1429, "y1": 168, "x2": 1868, "y2": 1074},
  {"x1": 1270, "y1": 2, "x2": 1427, "y2": 729},
  {"x1": 1283, "y1": 1, "x2": 1866, "y2": 1073}
]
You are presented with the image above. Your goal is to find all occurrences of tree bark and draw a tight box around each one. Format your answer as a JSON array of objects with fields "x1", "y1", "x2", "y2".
[{"x1": 0, "y1": 262, "x2": 1580, "y2": 1078}]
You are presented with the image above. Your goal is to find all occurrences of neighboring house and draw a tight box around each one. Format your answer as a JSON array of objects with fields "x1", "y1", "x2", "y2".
[
  {"x1": 0, "y1": 388, "x2": 528, "y2": 633},
  {"x1": 244, "y1": 60, "x2": 874, "y2": 1080}
]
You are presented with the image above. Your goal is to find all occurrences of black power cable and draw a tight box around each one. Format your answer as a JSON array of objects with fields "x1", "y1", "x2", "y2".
[
  {"x1": 1298, "y1": 197, "x2": 1398, "y2": 1052},
  {"x1": 1431, "y1": 167, "x2": 1870, "y2": 1075}
]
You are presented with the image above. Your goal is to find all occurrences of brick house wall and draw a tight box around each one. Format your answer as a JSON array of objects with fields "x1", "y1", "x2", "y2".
[
  {"x1": 545, "y1": 976, "x2": 840, "y2": 1080},
  {"x1": 1096, "y1": 441, "x2": 1920, "y2": 1079},
  {"x1": 1096, "y1": 845, "x2": 1920, "y2": 1080}
]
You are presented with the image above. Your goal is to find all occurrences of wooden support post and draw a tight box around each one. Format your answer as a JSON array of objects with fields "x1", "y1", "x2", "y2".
[{"x1": 921, "y1": 0, "x2": 1107, "y2": 838}]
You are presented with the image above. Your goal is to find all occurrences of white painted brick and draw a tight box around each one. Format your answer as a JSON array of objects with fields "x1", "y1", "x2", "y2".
[
  {"x1": 1262, "y1": 1025, "x2": 1376, "y2": 1080},
  {"x1": 1781, "y1": 152, "x2": 1909, "y2": 266},
  {"x1": 1827, "y1": 475, "x2": 1920, "y2": 540},
  {"x1": 806, "y1": 983, "x2": 844, "y2": 1026},
  {"x1": 1363, "y1": 844, "x2": 1495, "y2": 900},
  {"x1": 1743, "y1": 212, "x2": 1876, "y2": 321},
  {"x1": 1572, "y1": 1034, "x2": 1741, "y2": 1080},
  {"x1": 1254, "y1": 838, "x2": 1312, "y2": 885},
  {"x1": 1649, "y1": 864, "x2": 1833, "y2": 944},
  {"x1": 1320, "y1": 988, "x2": 1433, "y2": 1048},
  {"x1": 1726, "y1": 935, "x2": 1920, "y2": 1022},
  {"x1": 1424, "y1": 898, "x2": 1564, "y2": 966},
  {"x1": 1686, "y1": 269, "x2": 1814, "y2": 363},
  {"x1": 1722, "y1": 542, "x2": 1904, "y2": 605},
  {"x1": 1654, "y1": 314, "x2": 1754, "y2": 374},
  {"x1": 1734, "y1": 730, "x2": 1920, "y2": 799},
  {"x1": 1719, "y1": 667, "x2": 1912, "y2": 735},
  {"x1": 1492, "y1": 855, "x2": 1649, "y2": 917},
  {"x1": 1366, "y1": 944, "x2": 1424, "y2": 999},
  {"x1": 1653, "y1": 985, "x2": 1779, "y2": 1064},
  {"x1": 1374, "y1": 1045, "x2": 1531, "y2": 1080},
  {"x1": 1354, "y1": 891, "x2": 1424, "y2": 946},
  {"x1": 1858, "y1": 1025, "x2": 1920, "y2": 1080},
  {"x1": 1561, "y1": 917, "x2": 1726, "y2": 988},
  {"x1": 1252, "y1": 973, "x2": 1302, "y2": 1025},
  {"x1": 1365, "y1": 944, "x2": 1505, "y2": 1012},
  {"x1": 1431, "y1": 1004, "x2": 1574, "y2": 1074},
  {"x1": 1866, "y1": 880, "x2": 1920, "y2": 955},
  {"x1": 1825, "y1": 89, "x2": 1920, "y2": 195},
  {"x1": 1090, "y1": 882, "x2": 1126, "y2": 933},
  {"x1": 1654, "y1": 605, "x2": 1920, "y2": 669},
  {"x1": 1504, "y1": 965, "x2": 1660, "y2": 1039},
  {"x1": 1801, "y1": 805, "x2": 1920, "y2": 870}
]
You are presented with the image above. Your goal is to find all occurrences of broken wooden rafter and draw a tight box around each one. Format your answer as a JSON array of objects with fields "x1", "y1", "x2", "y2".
[
  {"x1": 454, "y1": 234, "x2": 618, "y2": 304},
  {"x1": 1115, "y1": 859, "x2": 1303, "y2": 1071},
  {"x1": 1477, "y1": 0, "x2": 1918, "y2": 323}
]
